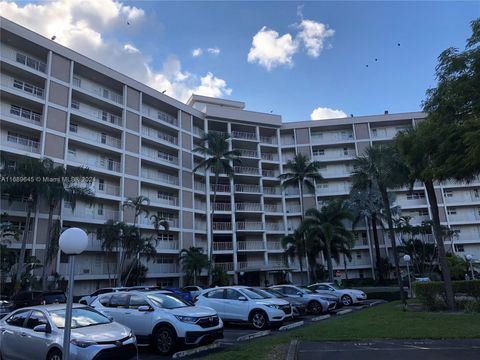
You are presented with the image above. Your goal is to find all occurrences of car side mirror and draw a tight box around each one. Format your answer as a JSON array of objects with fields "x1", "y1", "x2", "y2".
[
  {"x1": 296, "y1": 292, "x2": 303, "y2": 297},
  {"x1": 138, "y1": 305, "x2": 153, "y2": 312},
  {"x1": 33, "y1": 324, "x2": 51, "y2": 333},
  {"x1": 330, "y1": 289, "x2": 335, "y2": 292},
  {"x1": 238, "y1": 296, "x2": 247, "y2": 301}
]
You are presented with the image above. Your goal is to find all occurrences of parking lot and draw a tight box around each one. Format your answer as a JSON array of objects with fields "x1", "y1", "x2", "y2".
[{"x1": 139, "y1": 300, "x2": 382, "y2": 360}]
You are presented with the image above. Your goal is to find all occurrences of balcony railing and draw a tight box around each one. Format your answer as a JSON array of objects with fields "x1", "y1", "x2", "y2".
[
  {"x1": 195, "y1": 221, "x2": 207, "y2": 231},
  {"x1": 68, "y1": 154, "x2": 121, "y2": 172},
  {"x1": 193, "y1": 126, "x2": 205, "y2": 137},
  {"x1": 268, "y1": 260, "x2": 287, "y2": 268},
  {"x1": 213, "y1": 222, "x2": 232, "y2": 231},
  {"x1": 264, "y1": 204, "x2": 282, "y2": 213},
  {"x1": 234, "y1": 166, "x2": 260, "y2": 175},
  {"x1": 284, "y1": 188, "x2": 300, "y2": 196},
  {"x1": 260, "y1": 136, "x2": 277, "y2": 144},
  {"x1": 235, "y1": 184, "x2": 260, "y2": 193},
  {"x1": 96, "y1": 183, "x2": 120, "y2": 196},
  {"x1": 286, "y1": 205, "x2": 302, "y2": 213},
  {"x1": 261, "y1": 153, "x2": 279, "y2": 161},
  {"x1": 4, "y1": 134, "x2": 40, "y2": 153},
  {"x1": 62, "y1": 206, "x2": 120, "y2": 221},
  {"x1": 142, "y1": 105, "x2": 178, "y2": 126},
  {"x1": 194, "y1": 182, "x2": 206, "y2": 191},
  {"x1": 14, "y1": 50, "x2": 47, "y2": 73},
  {"x1": 267, "y1": 241, "x2": 282, "y2": 250},
  {"x1": 237, "y1": 241, "x2": 265, "y2": 250},
  {"x1": 148, "y1": 263, "x2": 179, "y2": 273},
  {"x1": 232, "y1": 130, "x2": 257, "y2": 140},
  {"x1": 139, "y1": 216, "x2": 179, "y2": 228},
  {"x1": 238, "y1": 261, "x2": 265, "y2": 269},
  {"x1": 2, "y1": 75, "x2": 44, "y2": 98},
  {"x1": 141, "y1": 127, "x2": 178, "y2": 145},
  {"x1": 215, "y1": 262, "x2": 234, "y2": 272},
  {"x1": 73, "y1": 76, "x2": 123, "y2": 104},
  {"x1": 266, "y1": 223, "x2": 284, "y2": 231},
  {"x1": 71, "y1": 101, "x2": 122, "y2": 126},
  {"x1": 236, "y1": 221, "x2": 263, "y2": 231},
  {"x1": 141, "y1": 147, "x2": 179, "y2": 165},
  {"x1": 235, "y1": 203, "x2": 262, "y2": 211},
  {"x1": 210, "y1": 184, "x2": 231, "y2": 192},
  {"x1": 262, "y1": 169, "x2": 279, "y2": 178},
  {"x1": 312, "y1": 150, "x2": 356, "y2": 160},
  {"x1": 70, "y1": 128, "x2": 121, "y2": 148},
  {"x1": 4, "y1": 103, "x2": 42, "y2": 125},
  {"x1": 280, "y1": 137, "x2": 295, "y2": 145},
  {"x1": 141, "y1": 169, "x2": 179, "y2": 185},
  {"x1": 237, "y1": 149, "x2": 258, "y2": 158},
  {"x1": 194, "y1": 201, "x2": 206, "y2": 211},
  {"x1": 213, "y1": 203, "x2": 231, "y2": 211},
  {"x1": 156, "y1": 241, "x2": 179, "y2": 250},
  {"x1": 141, "y1": 190, "x2": 178, "y2": 206},
  {"x1": 311, "y1": 132, "x2": 354, "y2": 143},
  {"x1": 213, "y1": 242, "x2": 233, "y2": 251},
  {"x1": 263, "y1": 186, "x2": 282, "y2": 195}
]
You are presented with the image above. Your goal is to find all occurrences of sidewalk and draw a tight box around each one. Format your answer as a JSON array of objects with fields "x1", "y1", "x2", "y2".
[{"x1": 292, "y1": 339, "x2": 480, "y2": 360}]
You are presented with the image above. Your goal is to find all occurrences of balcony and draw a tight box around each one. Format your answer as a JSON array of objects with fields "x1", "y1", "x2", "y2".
[
  {"x1": 193, "y1": 126, "x2": 205, "y2": 137},
  {"x1": 261, "y1": 153, "x2": 279, "y2": 161},
  {"x1": 62, "y1": 206, "x2": 120, "y2": 221},
  {"x1": 235, "y1": 184, "x2": 260, "y2": 193},
  {"x1": 236, "y1": 221, "x2": 263, "y2": 231},
  {"x1": 3, "y1": 133, "x2": 40, "y2": 153},
  {"x1": 141, "y1": 126, "x2": 178, "y2": 146},
  {"x1": 264, "y1": 204, "x2": 282, "y2": 213},
  {"x1": 213, "y1": 242, "x2": 233, "y2": 251},
  {"x1": 285, "y1": 205, "x2": 302, "y2": 214},
  {"x1": 0, "y1": 195, "x2": 29, "y2": 212},
  {"x1": 68, "y1": 154, "x2": 121, "y2": 173},
  {"x1": 264, "y1": 186, "x2": 282, "y2": 196},
  {"x1": 194, "y1": 182, "x2": 206, "y2": 192},
  {"x1": 280, "y1": 137, "x2": 295, "y2": 146},
  {"x1": 141, "y1": 169, "x2": 179, "y2": 186},
  {"x1": 73, "y1": 76, "x2": 123, "y2": 104},
  {"x1": 235, "y1": 203, "x2": 262, "y2": 212},
  {"x1": 268, "y1": 260, "x2": 287, "y2": 269},
  {"x1": 194, "y1": 200, "x2": 206, "y2": 211},
  {"x1": 141, "y1": 190, "x2": 178, "y2": 206},
  {"x1": 1, "y1": 45, "x2": 47, "y2": 73},
  {"x1": 213, "y1": 222, "x2": 232, "y2": 231},
  {"x1": 142, "y1": 105, "x2": 178, "y2": 126},
  {"x1": 59, "y1": 262, "x2": 110, "y2": 277},
  {"x1": 311, "y1": 131, "x2": 354, "y2": 143},
  {"x1": 444, "y1": 192, "x2": 480, "y2": 204},
  {"x1": 267, "y1": 241, "x2": 282, "y2": 250},
  {"x1": 260, "y1": 136, "x2": 277, "y2": 145},
  {"x1": 1, "y1": 75, "x2": 44, "y2": 98},
  {"x1": 210, "y1": 184, "x2": 231, "y2": 193},
  {"x1": 238, "y1": 261, "x2": 265, "y2": 269},
  {"x1": 71, "y1": 100, "x2": 122, "y2": 126},
  {"x1": 215, "y1": 262, "x2": 234, "y2": 272},
  {"x1": 234, "y1": 166, "x2": 260, "y2": 175},
  {"x1": 284, "y1": 188, "x2": 300, "y2": 196},
  {"x1": 232, "y1": 130, "x2": 257, "y2": 141},
  {"x1": 237, "y1": 241, "x2": 265, "y2": 251},
  {"x1": 212, "y1": 203, "x2": 231, "y2": 211},
  {"x1": 70, "y1": 126, "x2": 121, "y2": 149},
  {"x1": 371, "y1": 127, "x2": 409, "y2": 140},
  {"x1": 2, "y1": 103, "x2": 42, "y2": 126},
  {"x1": 266, "y1": 222, "x2": 284, "y2": 231},
  {"x1": 96, "y1": 182, "x2": 120, "y2": 197},
  {"x1": 195, "y1": 221, "x2": 207, "y2": 231},
  {"x1": 448, "y1": 211, "x2": 480, "y2": 223},
  {"x1": 141, "y1": 147, "x2": 179, "y2": 165},
  {"x1": 317, "y1": 183, "x2": 351, "y2": 194},
  {"x1": 237, "y1": 149, "x2": 258, "y2": 158},
  {"x1": 156, "y1": 241, "x2": 179, "y2": 250},
  {"x1": 262, "y1": 169, "x2": 279, "y2": 178},
  {"x1": 139, "y1": 216, "x2": 179, "y2": 228},
  {"x1": 312, "y1": 150, "x2": 356, "y2": 161},
  {"x1": 148, "y1": 262, "x2": 179, "y2": 274}
]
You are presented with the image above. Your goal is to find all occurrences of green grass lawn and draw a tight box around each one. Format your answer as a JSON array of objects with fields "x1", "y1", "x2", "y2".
[{"x1": 206, "y1": 302, "x2": 480, "y2": 360}]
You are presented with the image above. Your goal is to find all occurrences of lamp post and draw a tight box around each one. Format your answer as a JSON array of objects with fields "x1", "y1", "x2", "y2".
[
  {"x1": 403, "y1": 255, "x2": 412, "y2": 298},
  {"x1": 466, "y1": 254, "x2": 474, "y2": 280},
  {"x1": 59, "y1": 227, "x2": 88, "y2": 360}
]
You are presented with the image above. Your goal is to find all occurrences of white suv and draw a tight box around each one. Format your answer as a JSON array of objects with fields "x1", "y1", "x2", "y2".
[
  {"x1": 90, "y1": 290, "x2": 223, "y2": 355},
  {"x1": 194, "y1": 286, "x2": 291, "y2": 330}
]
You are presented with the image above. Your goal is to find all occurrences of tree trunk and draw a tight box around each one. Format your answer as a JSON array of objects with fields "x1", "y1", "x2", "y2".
[
  {"x1": 380, "y1": 187, "x2": 406, "y2": 304},
  {"x1": 325, "y1": 243, "x2": 334, "y2": 282},
  {"x1": 371, "y1": 214, "x2": 384, "y2": 283},
  {"x1": 424, "y1": 180, "x2": 455, "y2": 310},
  {"x1": 41, "y1": 202, "x2": 56, "y2": 291},
  {"x1": 208, "y1": 173, "x2": 219, "y2": 286},
  {"x1": 14, "y1": 198, "x2": 33, "y2": 293},
  {"x1": 299, "y1": 181, "x2": 311, "y2": 285}
]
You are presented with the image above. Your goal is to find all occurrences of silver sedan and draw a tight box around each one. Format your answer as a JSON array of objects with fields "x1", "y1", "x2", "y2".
[{"x1": 0, "y1": 304, "x2": 137, "y2": 360}]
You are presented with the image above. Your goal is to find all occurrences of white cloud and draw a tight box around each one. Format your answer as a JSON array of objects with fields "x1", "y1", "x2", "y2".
[
  {"x1": 1, "y1": 0, "x2": 231, "y2": 102},
  {"x1": 247, "y1": 26, "x2": 298, "y2": 70},
  {"x1": 207, "y1": 47, "x2": 220, "y2": 55},
  {"x1": 297, "y1": 19, "x2": 335, "y2": 57},
  {"x1": 310, "y1": 107, "x2": 347, "y2": 120},
  {"x1": 192, "y1": 48, "x2": 203, "y2": 57}
]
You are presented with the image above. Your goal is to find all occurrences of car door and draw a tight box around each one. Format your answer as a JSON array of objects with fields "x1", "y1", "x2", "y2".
[
  {"x1": 1, "y1": 309, "x2": 30, "y2": 360},
  {"x1": 201, "y1": 289, "x2": 226, "y2": 317},
  {"x1": 312, "y1": 284, "x2": 331, "y2": 296},
  {"x1": 281, "y1": 286, "x2": 303, "y2": 299},
  {"x1": 21, "y1": 310, "x2": 52, "y2": 359},
  {"x1": 100, "y1": 293, "x2": 129, "y2": 325},
  {"x1": 122, "y1": 294, "x2": 153, "y2": 337},
  {"x1": 223, "y1": 289, "x2": 249, "y2": 321}
]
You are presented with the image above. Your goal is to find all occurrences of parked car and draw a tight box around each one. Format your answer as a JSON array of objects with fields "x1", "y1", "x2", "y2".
[
  {"x1": 163, "y1": 287, "x2": 193, "y2": 302},
  {"x1": 183, "y1": 285, "x2": 204, "y2": 298},
  {"x1": 91, "y1": 290, "x2": 223, "y2": 355},
  {"x1": 260, "y1": 287, "x2": 307, "y2": 317},
  {"x1": 10, "y1": 291, "x2": 66, "y2": 310},
  {"x1": 0, "y1": 304, "x2": 137, "y2": 360},
  {"x1": 308, "y1": 282, "x2": 367, "y2": 306},
  {"x1": 270, "y1": 285, "x2": 336, "y2": 314},
  {"x1": 0, "y1": 296, "x2": 14, "y2": 319},
  {"x1": 78, "y1": 287, "x2": 128, "y2": 305},
  {"x1": 195, "y1": 286, "x2": 291, "y2": 330}
]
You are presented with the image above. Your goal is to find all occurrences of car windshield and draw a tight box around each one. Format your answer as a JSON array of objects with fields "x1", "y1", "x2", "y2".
[
  {"x1": 298, "y1": 286, "x2": 316, "y2": 294},
  {"x1": 328, "y1": 284, "x2": 342, "y2": 290},
  {"x1": 262, "y1": 288, "x2": 286, "y2": 298},
  {"x1": 49, "y1": 308, "x2": 111, "y2": 329},
  {"x1": 242, "y1": 288, "x2": 270, "y2": 299},
  {"x1": 147, "y1": 293, "x2": 190, "y2": 309}
]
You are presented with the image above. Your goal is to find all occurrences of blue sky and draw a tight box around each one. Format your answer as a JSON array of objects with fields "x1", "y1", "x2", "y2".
[{"x1": 2, "y1": 0, "x2": 479, "y2": 122}]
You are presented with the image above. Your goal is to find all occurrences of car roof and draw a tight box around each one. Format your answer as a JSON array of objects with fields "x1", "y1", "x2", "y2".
[{"x1": 11, "y1": 303, "x2": 87, "y2": 312}]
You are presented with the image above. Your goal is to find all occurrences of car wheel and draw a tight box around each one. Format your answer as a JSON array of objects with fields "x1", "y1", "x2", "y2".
[
  {"x1": 47, "y1": 349, "x2": 62, "y2": 360},
  {"x1": 153, "y1": 326, "x2": 177, "y2": 355},
  {"x1": 308, "y1": 301, "x2": 322, "y2": 314},
  {"x1": 341, "y1": 295, "x2": 353, "y2": 306},
  {"x1": 250, "y1": 310, "x2": 268, "y2": 330}
]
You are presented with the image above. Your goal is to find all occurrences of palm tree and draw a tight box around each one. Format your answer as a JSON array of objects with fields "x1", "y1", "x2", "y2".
[
  {"x1": 395, "y1": 123, "x2": 455, "y2": 309},
  {"x1": 301, "y1": 201, "x2": 354, "y2": 282},
  {"x1": 41, "y1": 161, "x2": 94, "y2": 290},
  {"x1": 278, "y1": 153, "x2": 324, "y2": 284},
  {"x1": 150, "y1": 212, "x2": 170, "y2": 233},
  {"x1": 99, "y1": 220, "x2": 124, "y2": 286},
  {"x1": 123, "y1": 195, "x2": 150, "y2": 226},
  {"x1": 281, "y1": 229, "x2": 306, "y2": 281},
  {"x1": 351, "y1": 145, "x2": 408, "y2": 303},
  {"x1": 193, "y1": 132, "x2": 240, "y2": 284},
  {"x1": 179, "y1": 247, "x2": 209, "y2": 284},
  {"x1": 1, "y1": 156, "x2": 50, "y2": 292}
]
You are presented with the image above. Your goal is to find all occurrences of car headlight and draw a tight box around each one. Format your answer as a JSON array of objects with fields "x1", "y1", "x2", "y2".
[
  {"x1": 71, "y1": 338, "x2": 96, "y2": 348},
  {"x1": 128, "y1": 330, "x2": 136, "y2": 341},
  {"x1": 267, "y1": 304, "x2": 280, "y2": 309},
  {"x1": 174, "y1": 315, "x2": 198, "y2": 323}
]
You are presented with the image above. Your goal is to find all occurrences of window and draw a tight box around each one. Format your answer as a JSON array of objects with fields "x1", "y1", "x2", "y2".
[
  {"x1": 371, "y1": 128, "x2": 377, "y2": 136},
  {"x1": 98, "y1": 179, "x2": 105, "y2": 191},
  {"x1": 455, "y1": 244, "x2": 465, "y2": 252},
  {"x1": 356, "y1": 251, "x2": 362, "y2": 259},
  {"x1": 447, "y1": 208, "x2": 457, "y2": 215},
  {"x1": 129, "y1": 295, "x2": 149, "y2": 309},
  {"x1": 418, "y1": 209, "x2": 429, "y2": 216},
  {"x1": 69, "y1": 123, "x2": 78, "y2": 133},
  {"x1": 205, "y1": 289, "x2": 224, "y2": 299},
  {"x1": 25, "y1": 311, "x2": 48, "y2": 329},
  {"x1": 68, "y1": 148, "x2": 76, "y2": 157},
  {"x1": 225, "y1": 289, "x2": 243, "y2": 300},
  {"x1": 109, "y1": 294, "x2": 129, "y2": 308},
  {"x1": 406, "y1": 192, "x2": 425, "y2": 200},
  {"x1": 316, "y1": 285, "x2": 330, "y2": 291},
  {"x1": 443, "y1": 190, "x2": 453, "y2": 198},
  {"x1": 474, "y1": 189, "x2": 479, "y2": 198},
  {"x1": 101, "y1": 133, "x2": 107, "y2": 144},
  {"x1": 313, "y1": 149, "x2": 325, "y2": 156},
  {"x1": 107, "y1": 158, "x2": 114, "y2": 171},
  {"x1": 71, "y1": 100, "x2": 79, "y2": 109},
  {"x1": 97, "y1": 204, "x2": 104, "y2": 216},
  {"x1": 282, "y1": 287, "x2": 299, "y2": 296},
  {"x1": 73, "y1": 76, "x2": 81, "y2": 87},
  {"x1": 6, "y1": 310, "x2": 30, "y2": 327},
  {"x1": 98, "y1": 295, "x2": 112, "y2": 306},
  {"x1": 359, "y1": 270, "x2": 364, "y2": 279}
]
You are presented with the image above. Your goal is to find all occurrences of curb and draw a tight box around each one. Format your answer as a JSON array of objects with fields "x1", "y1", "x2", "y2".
[
  {"x1": 236, "y1": 330, "x2": 271, "y2": 341},
  {"x1": 369, "y1": 300, "x2": 386, "y2": 307},
  {"x1": 172, "y1": 342, "x2": 221, "y2": 359},
  {"x1": 286, "y1": 339, "x2": 299, "y2": 360},
  {"x1": 336, "y1": 309, "x2": 353, "y2": 315},
  {"x1": 279, "y1": 321, "x2": 304, "y2": 331},
  {"x1": 311, "y1": 314, "x2": 331, "y2": 322}
]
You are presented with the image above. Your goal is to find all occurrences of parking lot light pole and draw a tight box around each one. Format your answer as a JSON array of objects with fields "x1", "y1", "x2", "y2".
[
  {"x1": 466, "y1": 254, "x2": 474, "y2": 279},
  {"x1": 403, "y1": 255, "x2": 412, "y2": 298},
  {"x1": 59, "y1": 227, "x2": 88, "y2": 360}
]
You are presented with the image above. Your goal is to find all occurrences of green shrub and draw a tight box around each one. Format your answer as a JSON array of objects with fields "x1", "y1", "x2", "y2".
[
  {"x1": 365, "y1": 291, "x2": 407, "y2": 302},
  {"x1": 412, "y1": 280, "x2": 480, "y2": 310},
  {"x1": 464, "y1": 300, "x2": 480, "y2": 313}
]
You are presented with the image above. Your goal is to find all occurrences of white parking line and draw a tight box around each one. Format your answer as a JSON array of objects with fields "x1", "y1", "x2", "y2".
[
  {"x1": 172, "y1": 342, "x2": 221, "y2": 359},
  {"x1": 236, "y1": 330, "x2": 271, "y2": 341},
  {"x1": 279, "y1": 321, "x2": 304, "y2": 331}
]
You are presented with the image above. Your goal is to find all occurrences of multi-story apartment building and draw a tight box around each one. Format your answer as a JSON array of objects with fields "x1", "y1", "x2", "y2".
[{"x1": 1, "y1": 18, "x2": 479, "y2": 294}]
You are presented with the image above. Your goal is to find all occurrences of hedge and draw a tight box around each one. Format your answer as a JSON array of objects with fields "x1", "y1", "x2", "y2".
[
  {"x1": 364, "y1": 291, "x2": 408, "y2": 302},
  {"x1": 412, "y1": 280, "x2": 480, "y2": 310}
]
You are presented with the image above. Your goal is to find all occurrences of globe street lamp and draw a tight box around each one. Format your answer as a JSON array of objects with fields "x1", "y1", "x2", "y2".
[
  {"x1": 466, "y1": 254, "x2": 474, "y2": 280},
  {"x1": 403, "y1": 254, "x2": 412, "y2": 298},
  {"x1": 59, "y1": 227, "x2": 88, "y2": 360}
]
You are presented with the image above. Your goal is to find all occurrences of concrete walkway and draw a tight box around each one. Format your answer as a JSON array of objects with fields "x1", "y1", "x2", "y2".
[{"x1": 295, "y1": 339, "x2": 480, "y2": 360}]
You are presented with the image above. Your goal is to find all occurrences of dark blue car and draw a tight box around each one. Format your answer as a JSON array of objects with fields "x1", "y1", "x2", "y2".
[{"x1": 164, "y1": 287, "x2": 193, "y2": 302}]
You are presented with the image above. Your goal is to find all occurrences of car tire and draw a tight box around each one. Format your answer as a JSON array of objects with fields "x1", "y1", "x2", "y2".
[
  {"x1": 153, "y1": 326, "x2": 177, "y2": 355},
  {"x1": 307, "y1": 301, "x2": 322, "y2": 314},
  {"x1": 46, "y1": 349, "x2": 62, "y2": 360},
  {"x1": 341, "y1": 295, "x2": 353, "y2": 306},
  {"x1": 250, "y1": 310, "x2": 268, "y2": 330}
]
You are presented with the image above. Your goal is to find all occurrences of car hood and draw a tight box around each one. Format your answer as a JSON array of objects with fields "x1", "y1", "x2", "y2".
[
  {"x1": 255, "y1": 298, "x2": 289, "y2": 306},
  {"x1": 168, "y1": 306, "x2": 217, "y2": 317},
  {"x1": 71, "y1": 322, "x2": 130, "y2": 342}
]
